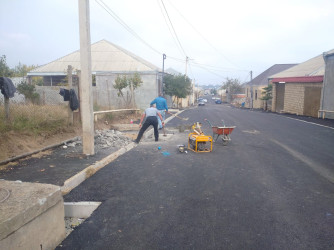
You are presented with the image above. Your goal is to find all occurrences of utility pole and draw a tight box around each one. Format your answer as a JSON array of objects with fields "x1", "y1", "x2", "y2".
[
  {"x1": 250, "y1": 71, "x2": 253, "y2": 109},
  {"x1": 162, "y1": 53, "x2": 166, "y2": 95},
  {"x1": 185, "y1": 56, "x2": 189, "y2": 77},
  {"x1": 78, "y1": 0, "x2": 94, "y2": 155}
]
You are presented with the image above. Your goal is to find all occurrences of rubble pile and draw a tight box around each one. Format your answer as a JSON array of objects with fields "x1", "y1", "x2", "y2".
[
  {"x1": 65, "y1": 130, "x2": 132, "y2": 150},
  {"x1": 94, "y1": 129, "x2": 132, "y2": 149}
]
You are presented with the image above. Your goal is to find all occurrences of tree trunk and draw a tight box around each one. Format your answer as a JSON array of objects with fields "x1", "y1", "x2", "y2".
[{"x1": 130, "y1": 83, "x2": 135, "y2": 108}]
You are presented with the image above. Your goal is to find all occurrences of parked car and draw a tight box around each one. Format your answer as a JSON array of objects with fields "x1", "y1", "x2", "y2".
[
  {"x1": 198, "y1": 101, "x2": 205, "y2": 106},
  {"x1": 215, "y1": 99, "x2": 222, "y2": 104}
]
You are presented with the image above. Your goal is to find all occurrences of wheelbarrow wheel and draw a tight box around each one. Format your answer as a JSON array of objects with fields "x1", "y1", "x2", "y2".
[{"x1": 221, "y1": 135, "x2": 229, "y2": 146}]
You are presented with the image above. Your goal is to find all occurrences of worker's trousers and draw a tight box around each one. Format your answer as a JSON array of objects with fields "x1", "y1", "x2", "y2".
[
  {"x1": 157, "y1": 110, "x2": 165, "y2": 129},
  {"x1": 135, "y1": 116, "x2": 159, "y2": 143}
]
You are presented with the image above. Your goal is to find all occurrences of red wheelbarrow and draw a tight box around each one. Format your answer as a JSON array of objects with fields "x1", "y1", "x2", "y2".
[{"x1": 205, "y1": 119, "x2": 236, "y2": 146}]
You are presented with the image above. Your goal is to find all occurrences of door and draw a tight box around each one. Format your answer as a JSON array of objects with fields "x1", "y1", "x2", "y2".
[
  {"x1": 304, "y1": 87, "x2": 321, "y2": 117},
  {"x1": 275, "y1": 83, "x2": 285, "y2": 112}
]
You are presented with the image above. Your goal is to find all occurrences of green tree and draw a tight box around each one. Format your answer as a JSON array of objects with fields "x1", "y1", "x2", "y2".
[
  {"x1": 164, "y1": 74, "x2": 192, "y2": 108},
  {"x1": 113, "y1": 75, "x2": 128, "y2": 98},
  {"x1": 12, "y1": 63, "x2": 36, "y2": 77},
  {"x1": 113, "y1": 73, "x2": 143, "y2": 107},
  {"x1": 17, "y1": 81, "x2": 40, "y2": 104},
  {"x1": 211, "y1": 88, "x2": 217, "y2": 95},
  {"x1": 260, "y1": 84, "x2": 272, "y2": 110},
  {"x1": 129, "y1": 72, "x2": 143, "y2": 90},
  {"x1": 0, "y1": 55, "x2": 13, "y2": 77},
  {"x1": 221, "y1": 78, "x2": 242, "y2": 95}
]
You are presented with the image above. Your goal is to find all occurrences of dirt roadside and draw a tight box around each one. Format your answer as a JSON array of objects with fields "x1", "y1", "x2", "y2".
[{"x1": 0, "y1": 112, "x2": 142, "y2": 164}]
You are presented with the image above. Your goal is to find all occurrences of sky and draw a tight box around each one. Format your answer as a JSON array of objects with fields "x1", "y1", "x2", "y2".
[{"x1": 1, "y1": 0, "x2": 334, "y2": 86}]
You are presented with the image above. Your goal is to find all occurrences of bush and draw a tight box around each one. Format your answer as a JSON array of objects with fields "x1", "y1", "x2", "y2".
[{"x1": 16, "y1": 81, "x2": 40, "y2": 104}]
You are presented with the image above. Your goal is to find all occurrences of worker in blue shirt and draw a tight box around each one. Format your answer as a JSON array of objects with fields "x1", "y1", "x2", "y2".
[{"x1": 150, "y1": 93, "x2": 169, "y2": 129}]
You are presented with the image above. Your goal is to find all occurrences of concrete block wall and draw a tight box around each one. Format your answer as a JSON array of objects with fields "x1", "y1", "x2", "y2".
[
  {"x1": 283, "y1": 82, "x2": 322, "y2": 115},
  {"x1": 283, "y1": 83, "x2": 305, "y2": 115},
  {"x1": 95, "y1": 72, "x2": 159, "y2": 110}
]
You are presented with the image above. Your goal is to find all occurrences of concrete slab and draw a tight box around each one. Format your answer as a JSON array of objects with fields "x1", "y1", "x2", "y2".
[{"x1": 0, "y1": 180, "x2": 65, "y2": 249}]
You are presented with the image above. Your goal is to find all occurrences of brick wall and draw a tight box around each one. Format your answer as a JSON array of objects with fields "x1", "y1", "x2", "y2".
[
  {"x1": 284, "y1": 83, "x2": 305, "y2": 115},
  {"x1": 277, "y1": 82, "x2": 322, "y2": 115}
]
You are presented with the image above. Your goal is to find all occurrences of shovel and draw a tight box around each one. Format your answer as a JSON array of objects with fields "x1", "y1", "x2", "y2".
[
  {"x1": 170, "y1": 113, "x2": 189, "y2": 121},
  {"x1": 163, "y1": 123, "x2": 167, "y2": 136}
]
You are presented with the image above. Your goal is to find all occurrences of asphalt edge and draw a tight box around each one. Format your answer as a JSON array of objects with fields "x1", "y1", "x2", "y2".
[
  {"x1": 61, "y1": 109, "x2": 185, "y2": 195},
  {"x1": 61, "y1": 142, "x2": 136, "y2": 195},
  {"x1": 0, "y1": 137, "x2": 80, "y2": 166}
]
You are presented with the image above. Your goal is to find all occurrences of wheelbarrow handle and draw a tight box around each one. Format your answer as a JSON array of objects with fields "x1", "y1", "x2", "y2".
[{"x1": 204, "y1": 119, "x2": 213, "y2": 127}]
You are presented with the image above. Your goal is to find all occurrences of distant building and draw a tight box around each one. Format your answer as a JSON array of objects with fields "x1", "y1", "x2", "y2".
[
  {"x1": 244, "y1": 64, "x2": 297, "y2": 109},
  {"x1": 27, "y1": 40, "x2": 164, "y2": 109}
]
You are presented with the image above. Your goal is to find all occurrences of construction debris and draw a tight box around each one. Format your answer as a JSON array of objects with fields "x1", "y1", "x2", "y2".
[{"x1": 64, "y1": 129, "x2": 132, "y2": 150}]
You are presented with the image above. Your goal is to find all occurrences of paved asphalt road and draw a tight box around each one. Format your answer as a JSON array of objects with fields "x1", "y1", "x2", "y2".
[{"x1": 58, "y1": 100, "x2": 334, "y2": 250}]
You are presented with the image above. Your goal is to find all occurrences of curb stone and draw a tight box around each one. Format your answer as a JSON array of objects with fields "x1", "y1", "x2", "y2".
[
  {"x1": 60, "y1": 109, "x2": 184, "y2": 195},
  {"x1": 61, "y1": 142, "x2": 136, "y2": 195}
]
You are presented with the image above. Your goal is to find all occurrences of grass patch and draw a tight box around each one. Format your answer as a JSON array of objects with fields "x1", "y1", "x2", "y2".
[{"x1": 0, "y1": 104, "x2": 69, "y2": 135}]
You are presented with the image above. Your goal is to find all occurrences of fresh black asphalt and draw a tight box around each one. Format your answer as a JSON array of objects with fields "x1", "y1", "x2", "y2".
[
  {"x1": 56, "y1": 101, "x2": 334, "y2": 249},
  {"x1": 0, "y1": 142, "x2": 120, "y2": 186},
  {"x1": 2, "y1": 99, "x2": 334, "y2": 249}
]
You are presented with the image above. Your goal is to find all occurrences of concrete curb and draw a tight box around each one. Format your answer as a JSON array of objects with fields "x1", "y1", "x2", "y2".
[
  {"x1": 61, "y1": 109, "x2": 185, "y2": 195},
  {"x1": 61, "y1": 142, "x2": 136, "y2": 195},
  {"x1": 0, "y1": 137, "x2": 80, "y2": 166}
]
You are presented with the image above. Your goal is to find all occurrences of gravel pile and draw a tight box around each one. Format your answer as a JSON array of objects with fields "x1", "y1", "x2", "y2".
[
  {"x1": 94, "y1": 129, "x2": 132, "y2": 149},
  {"x1": 64, "y1": 129, "x2": 133, "y2": 150}
]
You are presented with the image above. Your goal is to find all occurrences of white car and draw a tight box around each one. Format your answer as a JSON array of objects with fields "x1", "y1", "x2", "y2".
[{"x1": 203, "y1": 99, "x2": 208, "y2": 103}]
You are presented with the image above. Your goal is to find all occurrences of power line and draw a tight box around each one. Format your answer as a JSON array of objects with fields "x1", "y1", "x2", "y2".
[
  {"x1": 166, "y1": 0, "x2": 244, "y2": 70},
  {"x1": 190, "y1": 62, "x2": 226, "y2": 78},
  {"x1": 191, "y1": 61, "x2": 248, "y2": 72},
  {"x1": 157, "y1": 0, "x2": 184, "y2": 58},
  {"x1": 96, "y1": 0, "x2": 244, "y2": 81},
  {"x1": 95, "y1": 0, "x2": 162, "y2": 54},
  {"x1": 160, "y1": 0, "x2": 187, "y2": 57},
  {"x1": 95, "y1": 0, "x2": 186, "y2": 65}
]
